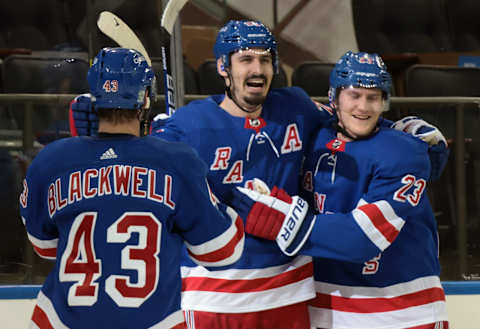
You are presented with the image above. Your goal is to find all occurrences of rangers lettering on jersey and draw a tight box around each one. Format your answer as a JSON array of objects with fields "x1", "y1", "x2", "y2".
[
  {"x1": 210, "y1": 147, "x2": 231, "y2": 170},
  {"x1": 281, "y1": 123, "x2": 302, "y2": 153},
  {"x1": 47, "y1": 165, "x2": 175, "y2": 217}
]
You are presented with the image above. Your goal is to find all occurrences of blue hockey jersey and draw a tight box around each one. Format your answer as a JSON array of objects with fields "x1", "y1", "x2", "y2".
[
  {"x1": 300, "y1": 121, "x2": 448, "y2": 328},
  {"x1": 151, "y1": 87, "x2": 333, "y2": 312},
  {"x1": 20, "y1": 134, "x2": 244, "y2": 329}
]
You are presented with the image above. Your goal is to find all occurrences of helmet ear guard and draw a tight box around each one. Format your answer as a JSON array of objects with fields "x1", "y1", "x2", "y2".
[{"x1": 328, "y1": 51, "x2": 392, "y2": 111}]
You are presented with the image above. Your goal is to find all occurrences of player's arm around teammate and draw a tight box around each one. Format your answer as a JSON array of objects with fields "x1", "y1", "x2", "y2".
[{"x1": 233, "y1": 52, "x2": 449, "y2": 329}]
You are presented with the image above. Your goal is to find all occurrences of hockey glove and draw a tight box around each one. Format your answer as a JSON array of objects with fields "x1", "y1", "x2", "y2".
[
  {"x1": 230, "y1": 185, "x2": 316, "y2": 256},
  {"x1": 391, "y1": 116, "x2": 447, "y2": 146},
  {"x1": 391, "y1": 116, "x2": 449, "y2": 180},
  {"x1": 69, "y1": 94, "x2": 98, "y2": 137}
]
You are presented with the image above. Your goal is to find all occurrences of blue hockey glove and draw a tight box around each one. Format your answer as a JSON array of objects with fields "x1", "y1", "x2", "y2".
[
  {"x1": 69, "y1": 94, "x2": 98, "y2": 137},
  {"x1": 230, "y1": 184, "x2": 316, "y2": 256},
  {"x1": 391, "y1": 116, "x2": 447, "y2": 146}
]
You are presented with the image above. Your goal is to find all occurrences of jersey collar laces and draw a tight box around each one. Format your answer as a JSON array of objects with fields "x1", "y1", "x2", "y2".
[{"x1": 246, "y1": 131, "x2": 279, "y2": 161}]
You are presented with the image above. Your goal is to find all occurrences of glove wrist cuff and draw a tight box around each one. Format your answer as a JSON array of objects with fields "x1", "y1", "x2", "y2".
[{"x1": 275, "y1": 196, "x2": 309, "y2": 254}]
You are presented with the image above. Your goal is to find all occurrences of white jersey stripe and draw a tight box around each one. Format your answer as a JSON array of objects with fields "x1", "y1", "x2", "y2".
[
  {"x1": 149, "y1": 310, "x2": 185, "y2": 329},
  {"x1": 31, "y1": 291, "x2": 68, "y2": 329},
  {"x1": 27, "y1": 232, "x2": 58, "y2": 250},
  {"x1": 353, "y1": 207, "x2": 390, "y2": 250},
  {"x1": 181, "y1": 255, "x2": 312, "y2": 280},
  {"x1": 28, "y1": 323, "x2": 40, "y2": 329},
  {"x1": 375, "y1": 200, "x2": 405, "y2": 232},
  {"x1": 187, "y1": 213, "x2": 244, "y2": 267},
  {"x1": 185, "y1": 207, "x2": 240, "y2": 255},
  {"x1": 182, "y1": 276, "x2": 314, "y2": 313},
  {"x1": 181, "y1": 256, "x2": 314, "y2": 312},
  {"x1": 314, "y1": 275, "x2": 443, "y2": 298},
  {"x1": 309, "y1": 276, "x2": 448, "y2": 329},
  {"x1": 309, "y1": 302, "x2": 448, "y2": 329},
  {"x1": 352, "y1": 200, "x2": 405, "y2": 251},
  {"x1": 27, "y1": 230, "x2": 58, "y2": 259}
]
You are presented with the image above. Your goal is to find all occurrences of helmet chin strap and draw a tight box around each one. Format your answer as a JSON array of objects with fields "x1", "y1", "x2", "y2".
[
  {"x1": 225, "y1": 68, "x2": 261, "y2": 114},
  {"x1": 334, "y1": 117, "x2": 383, "y2": 141},
  {"x1": 334, "y1": 119, "x2": 357, "y2": 140},
  {"x1": 138, "y1": 90, "x2": 152, "y2": 136}
]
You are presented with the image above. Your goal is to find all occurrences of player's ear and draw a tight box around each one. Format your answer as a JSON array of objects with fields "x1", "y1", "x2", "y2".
[
  {"x1": 144, "y1": 89, "x2": 151, "y2": 109},
  {"x1": 217, "y1": 58, "x2": 228, "y2": 77}
]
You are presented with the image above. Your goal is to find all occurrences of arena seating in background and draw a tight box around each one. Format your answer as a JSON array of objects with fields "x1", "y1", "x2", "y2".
[
  {"x1": 0, "y1": 145, "x2": 25, "y2": 276},
  {"x1": 0, "y1": 0, "x2": 71, "y2": 51},
  {"x1": 446, "y1": 0, "x2": 480, "y2": 52},
  {"x1": 403, "y1": 64, "x2": 480, "y2": 251},
  {"x1": 0, "y1": 0, "x2": 173, "y2": 55},
  {"x1": 197, "y1": 60, "x2": 224, "y2": 95},
  {"x1": 291, "y1": 62, "x2": 333, "y2": 97},
  {"x1": 404, "y1": 65, "x2": 480, "y2": 139},
  {"x1": 2, "y1": 52, "x2": 89, "y2": 137},
  {"x1": 0, "y1": 60, "x2": 3, "y2": 94},
  {"x1": 351, "y1": 0, "x2": 453, "y2": 54},
  {"x1": 151, "y1": 58, "x2": 199, "y2": 95},
  {"x1": 351, "y1": 0, "x2": 480, "y2": 96},
  {"x1": 67, "y1": 0, "x2": 166, "y2": 58},
  {"x1": 271, "y1": 65, "x2": 289, "y2": 89},
  {"x1": 110, "y1": 0, "x2": 165, "y2": 58},
  {"x1": 352, "y1": 0, "x2": 480, "y2": 54}
]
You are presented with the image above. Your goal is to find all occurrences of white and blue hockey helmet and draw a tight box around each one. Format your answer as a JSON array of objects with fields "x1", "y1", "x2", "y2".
[
  {"x1": 214, "y1": 20, "x2": 278, "y2": 73},
  {"x1": 88, "y1": 47, "x2": 156, "y2": 110},
  {"x1": 328, "y1": 51, "x2": 392, "y2": 108}
]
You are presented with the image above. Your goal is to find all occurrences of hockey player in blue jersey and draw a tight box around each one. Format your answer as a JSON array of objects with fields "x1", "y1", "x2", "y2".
[
  {"x1": 150, "y1": 20, "x2": 335, "y2": 329},
  {"x1": 70, "y1": 20, "x2": 449, "y2": 329},
  {"x1": 20, "y1": 47, "x2": 245, "y2": 329},
  {"x1": 232, "y1": 51, "x2": 449, "y2": 329}
]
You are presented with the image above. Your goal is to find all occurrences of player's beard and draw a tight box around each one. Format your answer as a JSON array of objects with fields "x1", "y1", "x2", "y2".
[
  {"x1": 241, "y1": 74, "x2": 269, "y2": 106},
  {"x1": 243, "y1": 94, "x2": 267, "y2": 106}
]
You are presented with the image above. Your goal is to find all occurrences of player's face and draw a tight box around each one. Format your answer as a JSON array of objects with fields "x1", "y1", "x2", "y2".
[
  {"x1": 336, "y1": 87, "x2": 384, "y2": 139},
  {"x1": 228, "y1": 48, "x2": 274, "y2": 109}
]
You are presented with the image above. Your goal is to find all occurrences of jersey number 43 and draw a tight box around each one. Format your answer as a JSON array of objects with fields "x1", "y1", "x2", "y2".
[{"x1": 59, "y1": 211, "x2": 161, "y2": 307}]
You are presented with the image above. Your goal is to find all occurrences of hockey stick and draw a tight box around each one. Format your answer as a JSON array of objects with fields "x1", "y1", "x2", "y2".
[
  {"x1": 97, "y1": 1, "x2": 188, "y2": 117},
  {"x1": 97, "y1": 11, "x2": 153, "y2": 135},
  {"x1": 159, "y1": 0, "x2": 188, "y2": 116},
  {"x1": 97, "y1": 11, "x2": 151, "y2": 66}
]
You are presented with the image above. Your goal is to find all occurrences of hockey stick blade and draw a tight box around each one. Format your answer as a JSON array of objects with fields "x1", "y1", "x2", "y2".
[
  {"x1": 97, "y1": 11, "x2": 153, "y2": 135},
  {"x1": 97, "y1": 11, "x2": 152, "y2": 66},
  {"x1": 161, "y1": 0, "x2": 188, "y2": 35}
]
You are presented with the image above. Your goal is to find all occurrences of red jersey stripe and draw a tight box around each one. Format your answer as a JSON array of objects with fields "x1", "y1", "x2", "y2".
[
  {"x1": 31, "y1": 305, "x2": 55, "y2": 329},
  {"x1": 182, "y1": 261, "x2": 313, "y2": 293},
  {"x1": 359, "y1": 203, "x2": 399, "y2": 243},
  {"x1": 310, "y1": 287, "x2": 446, "y2": 313},
  {"x1": 188, "y1": 216, "x2": 244, "y2": 263},
  {"x1": 33, "y1": 245, "x2": 57, "y2": 258}
]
